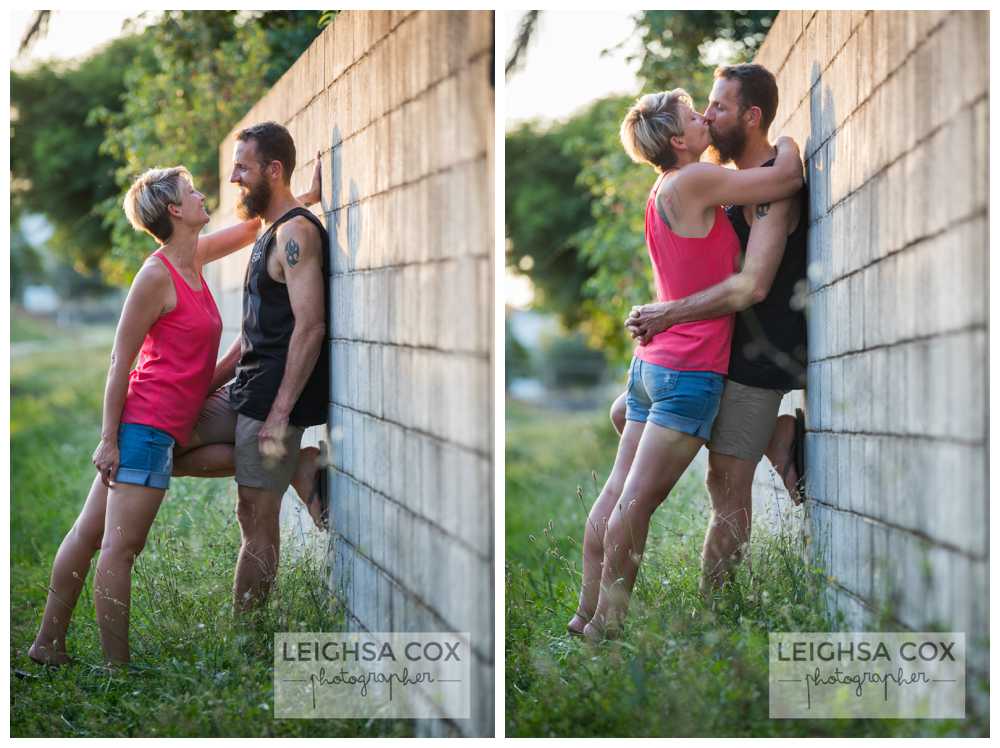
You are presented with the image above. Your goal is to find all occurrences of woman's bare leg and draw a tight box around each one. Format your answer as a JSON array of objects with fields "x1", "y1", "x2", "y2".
[
  {"x1": 175, "y1": 442, "x2": 327, "y2": 528},
  {"x1": 173, "y1": 443, "x2": 235, "y2": 478},
  {"x1": 610, "y1": 391, "x2": 627, "y2": 436},
  {"x1": 585, "y1": 422, "x2": 704, "y2": 639},
  {"x1": 93, "y1": 483, "x2": 166, "y2": 665},
  {"x1": 569, "y1": 420, "x2": 645, "y2": 634},
  {"x1": 29, "y1": 474, "x2": 109, "y2": 665}
]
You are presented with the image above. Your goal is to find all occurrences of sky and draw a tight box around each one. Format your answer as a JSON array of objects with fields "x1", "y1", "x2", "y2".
[
  {"x1": 504, "y1": 10, "x2": 641, "y2": 308},
  {"x1": 504, "y1": 9, "x2": 641, "y2": 128},
  {"x1": 9, "y1": 10, "x2": 145, "y2": 70}
]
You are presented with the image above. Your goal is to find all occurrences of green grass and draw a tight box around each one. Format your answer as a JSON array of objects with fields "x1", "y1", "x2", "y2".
[
  {"x1": 10, "y1": 308, "x2": 59, "y2": 343},
  {"x1": 505, "y1": 399, "x2": 986, "y2": 737},
  {"x1": 10, "y1": 327, "x2": 414, "y2": 737}
]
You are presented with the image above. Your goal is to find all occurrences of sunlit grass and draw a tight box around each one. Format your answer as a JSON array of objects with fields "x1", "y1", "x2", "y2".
[
  {"x1": 504, "y1": 399, "x2": 985, "y2": 737},
  {"x1": 10, "y1": 327, "x2": 413, "y2": 737}
]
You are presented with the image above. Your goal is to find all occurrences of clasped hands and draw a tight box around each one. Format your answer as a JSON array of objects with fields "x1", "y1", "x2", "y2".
[{"x1": 625, "y1": 301, "x2": 673, "y2": 345}]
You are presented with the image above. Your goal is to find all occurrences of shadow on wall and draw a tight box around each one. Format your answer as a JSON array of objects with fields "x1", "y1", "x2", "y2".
[
  {"x1": 804, "y1": 61, "x2": 908, "y2": 625},
  {"x1": 328, "y1": 125, "x2": 364, "y2": 271}
]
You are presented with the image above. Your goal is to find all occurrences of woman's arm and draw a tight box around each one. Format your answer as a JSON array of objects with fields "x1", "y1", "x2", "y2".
[
  {"x1": 679, "y1": 136, "x2": 803, "y2": 209},
  {"x1": 92, "y1": 264, "x2": 172, "y2": 486},
  {"x1": 195, "y1": 151, "x2": 324, "y2": 266},
  {"x1": 208, "y1": 336, "x2": 242, "y2": 393}
]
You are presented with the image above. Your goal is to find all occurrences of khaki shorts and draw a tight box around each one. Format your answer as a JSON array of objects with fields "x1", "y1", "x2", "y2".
[
  {"x1": 706, "y1": 379, "x2": 787, "y2": 462},
  {"x1": 183, "y1": 387, "x2": 304, "y2": 493}
]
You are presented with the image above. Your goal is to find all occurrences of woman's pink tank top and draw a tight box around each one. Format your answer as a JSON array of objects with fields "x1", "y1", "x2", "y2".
[
  {"x1": 120, "y1": 250, "x2": 223, "y2": 445},
  {"x1": 634, "y1": 172, "x2": 741, "y2": 374}
]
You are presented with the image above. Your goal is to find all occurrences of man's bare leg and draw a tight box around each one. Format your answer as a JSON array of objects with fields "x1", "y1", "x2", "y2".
[
  {"x1": 701, "y1": 452, "x2": 757, "y2": 596},
  {"x1": 233, "y1": 484, "x2": 282, "y2": 612}
]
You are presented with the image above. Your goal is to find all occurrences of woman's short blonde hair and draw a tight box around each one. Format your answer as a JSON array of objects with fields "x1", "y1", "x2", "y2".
[
  {"x1": 122, "y1": 166, "x2": 193, "y2": 243},
  {"x1": 620, "y1": 89, "x2": 693, "y2": 172}
]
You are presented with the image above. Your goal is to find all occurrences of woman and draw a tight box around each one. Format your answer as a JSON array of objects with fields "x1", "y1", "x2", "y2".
[
  {"x1": 567, "y1": 90, "x2": 802, "y2": 641},
  {"x1": 28, "y1": 159, "x2": 321, "y2": 666}
]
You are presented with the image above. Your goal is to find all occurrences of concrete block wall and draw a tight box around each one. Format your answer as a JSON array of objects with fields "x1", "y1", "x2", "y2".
[
  {"x1": 751, "y1": 9, "x2": 988, "y2": 678},
  {"x1": 205, "y1": 11, "x2": 494, "y2": 736}
]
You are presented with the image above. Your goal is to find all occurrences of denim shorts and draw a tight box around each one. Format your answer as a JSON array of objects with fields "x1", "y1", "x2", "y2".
[
  {"x1": 624, "y1": 357, "x2": 726, "y2": 440},
  {"x1": 114, "y1": 422, "x2": 175, "y2": 490}
]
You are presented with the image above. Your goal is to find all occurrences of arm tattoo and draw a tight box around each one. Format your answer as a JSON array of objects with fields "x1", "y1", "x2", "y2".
[
  {"x1": 755, "y1": 202, "x2": 771, "y2": 219},
  {"x1": 285, "y1": 238, "x2": 300, "y2": 267}
]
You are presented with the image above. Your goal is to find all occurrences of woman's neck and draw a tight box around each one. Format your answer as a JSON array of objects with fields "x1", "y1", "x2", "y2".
[{"x1": 159, "y1": 226, "x2": 199, "y2": 270}]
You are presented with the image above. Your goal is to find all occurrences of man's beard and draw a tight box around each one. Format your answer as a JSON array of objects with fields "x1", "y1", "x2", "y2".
[
  {"x1": 708, "y1": 123, "x2": 747, "y2": 164},
  {"x1": 236, "y1": 178, "x2": 272, "y2": 220}
]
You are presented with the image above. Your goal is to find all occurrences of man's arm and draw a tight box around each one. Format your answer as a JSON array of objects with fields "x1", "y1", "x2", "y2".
[
  {"x1": 627, "y1": 196, "x2": 798, "y2": 344},
  {"x1": 258, "y1": 217, "x2": 325, "y2": 456}
]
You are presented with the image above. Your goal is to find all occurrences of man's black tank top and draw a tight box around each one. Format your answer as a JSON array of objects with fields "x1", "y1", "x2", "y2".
[
  {"x1": 725, "y1": 158, "x2": 808, "y2": 390},
  {"x1": 229, "y1": 207, "x2": 329, "y2": 427}
]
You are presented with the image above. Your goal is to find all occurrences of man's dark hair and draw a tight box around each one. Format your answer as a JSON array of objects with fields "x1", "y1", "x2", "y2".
[
  {"x1": 714, "y1": 63, "x2": 779, "y2": 133},
  {"x1": 237, "y1": 121, "x2": 296, "y2": 184}
]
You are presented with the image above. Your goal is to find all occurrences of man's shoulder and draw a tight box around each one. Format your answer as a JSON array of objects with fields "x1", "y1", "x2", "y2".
[
  {"x1": 274, "y1": 212, "x2": 324, "y2": 250},
  {"x1": 276, "y1": 212, "x2": 321, "y2": 235}
]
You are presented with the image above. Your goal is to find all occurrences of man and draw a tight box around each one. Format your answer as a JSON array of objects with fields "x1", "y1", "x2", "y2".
[
  {"x1": 622, "y1": 64, "x2": 808, "y2": 595},
  {"x1": 174, "y1": 121, "x2": 330, "y2": 612}
]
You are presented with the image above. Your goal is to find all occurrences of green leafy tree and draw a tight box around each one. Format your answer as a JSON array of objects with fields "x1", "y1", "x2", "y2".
[
  {"x1": 11, "y1": 34, "x2": 151, "y2": 272},
  {"x1": 96, "y1": 11, "x2": 323, "y2": 282},
  {"x1": 628, "y1": 11, "x2": 775, "y2": 93},
  {"x1": 11, "y1": 11, "x2": 324, "y2": 285},
  {"x1": 505, "y1": 95, "x2": 635, "y2": 332}
]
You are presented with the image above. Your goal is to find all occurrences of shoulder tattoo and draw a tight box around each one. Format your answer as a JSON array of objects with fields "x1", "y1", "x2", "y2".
[
  {"x1": 284, "y1": 238, "x2": 300, "y2": 267},
  {"x1": 755, "y1": 202, "x2": 771, "y2": 219}
]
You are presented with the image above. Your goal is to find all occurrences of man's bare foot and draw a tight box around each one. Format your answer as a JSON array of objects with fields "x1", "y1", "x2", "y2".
[
  {"x1": 768, "y1": 414, "x2": 802, "y2": 503},
  {"x1": 28, "y1": 641, "x2": 71, "y2": 666}
]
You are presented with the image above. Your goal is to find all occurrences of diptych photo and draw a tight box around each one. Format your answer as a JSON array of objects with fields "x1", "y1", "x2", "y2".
[{"x1": 8, "y1": 7, "x2": 992, "y2": 742}]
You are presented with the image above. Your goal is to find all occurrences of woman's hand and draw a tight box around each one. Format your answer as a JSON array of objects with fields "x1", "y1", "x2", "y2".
[
  {"x1": 775, "y1": 135, "x2": 800, "y2": 155},
  {"x1": 93, "y1": 437, "x2": 120, "y2": 488},
  {"x1": 300, "y1": 151, "x2": 323, "y2": 207}
]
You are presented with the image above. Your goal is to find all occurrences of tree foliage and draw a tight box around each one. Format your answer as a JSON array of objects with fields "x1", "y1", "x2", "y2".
[
  {"x1": 629, "y1": 11, "x2": 775, "y2": 93},
  {"x1": 96, "y1": 10, "x2": 323, "y2": 283},
  {"x1": 506, "y1": 11, "x2": 777, "y2": 361},
  {"x1": 11, "y1": 10, "x2": 324, "y2": 285},
  {"x1": 11, "y1": 34, "x2": 151, "y2": 273}
]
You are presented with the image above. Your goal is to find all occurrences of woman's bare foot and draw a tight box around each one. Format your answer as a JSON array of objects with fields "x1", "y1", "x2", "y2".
[
  {"x1": 581, "y1": 613, "x2": 621, "y2": 643},
  {"x1": 290, "y1": 445, "x2": 327, "y2": 529},
  {"x1": 567, "y1": 609, "x2": 590, "y2": 637},
  {"x1": 28, "y1": 641, "x2": 71, "y2": 666}
]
